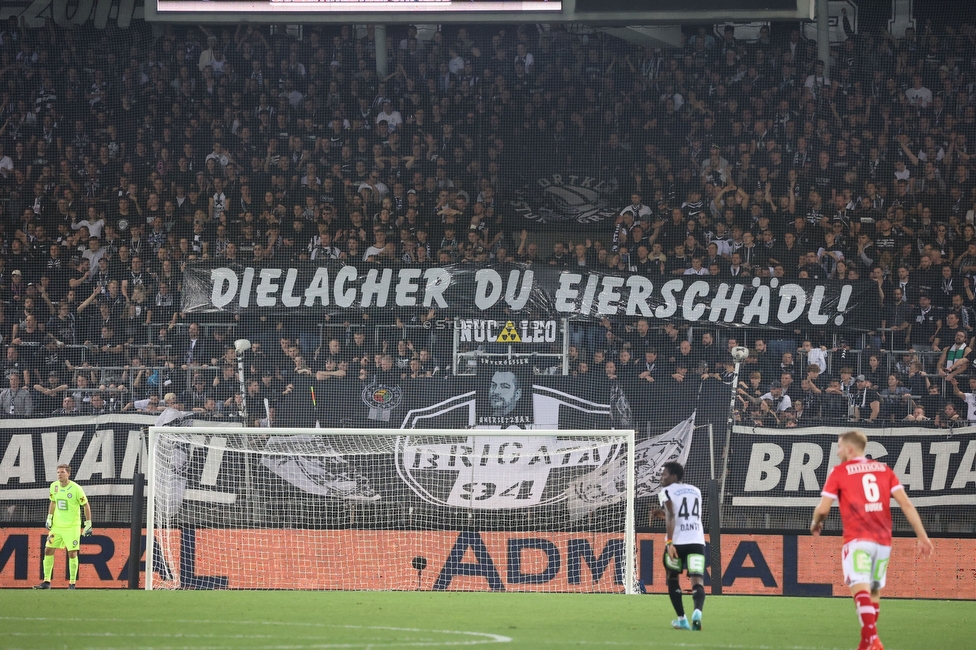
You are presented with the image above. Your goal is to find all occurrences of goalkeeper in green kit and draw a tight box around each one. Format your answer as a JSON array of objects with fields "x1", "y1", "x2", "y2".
[{"x1": 34, "y1": 464, "x2": 92, "y2": 589}]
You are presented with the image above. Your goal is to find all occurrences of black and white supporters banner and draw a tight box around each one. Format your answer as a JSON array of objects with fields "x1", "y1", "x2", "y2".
[
  {"x1": 183, "y1": 262, "x2": 875, "y2": 330},
  {"x1": 728, "y1": 424, "x2": 976, "y2": 508},
  {"x1": 0, "y1": 415, "x2": 240, "y2": 505}
]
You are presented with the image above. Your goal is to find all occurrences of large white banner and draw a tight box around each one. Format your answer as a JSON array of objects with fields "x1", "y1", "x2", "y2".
[{"x1": 183, "y1": 262, "x2": 869, "y2": 329}]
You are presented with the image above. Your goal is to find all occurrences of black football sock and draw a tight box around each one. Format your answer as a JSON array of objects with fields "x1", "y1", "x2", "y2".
[
  {"x1": 692, "y1": 583, "x2": 705, "y2": 612},
  {"x1": 667, "y1": 576, "x2": 685, "y2": 617}
]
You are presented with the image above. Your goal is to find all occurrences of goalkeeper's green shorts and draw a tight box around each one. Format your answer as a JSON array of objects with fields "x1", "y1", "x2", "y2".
[{"x1": 46, "y1": 527, "x2": 81, "y2": 552}]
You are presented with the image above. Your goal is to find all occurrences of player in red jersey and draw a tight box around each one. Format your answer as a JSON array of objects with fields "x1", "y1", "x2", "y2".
[{"x1": 811, "y1": 430, "x2": 934, "y2": 650}]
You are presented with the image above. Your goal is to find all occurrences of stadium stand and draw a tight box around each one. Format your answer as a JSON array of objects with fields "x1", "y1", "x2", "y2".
[{"x1": 0, "y1": 14, "x2": 975, "y2": 429}]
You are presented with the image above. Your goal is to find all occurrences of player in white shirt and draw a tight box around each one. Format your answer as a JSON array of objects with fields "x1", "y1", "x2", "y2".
[{"x1": 652, "y1": 461, "x2": 706, "y2": 631}]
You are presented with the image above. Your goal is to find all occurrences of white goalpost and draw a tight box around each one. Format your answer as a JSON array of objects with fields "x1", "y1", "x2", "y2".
[{"x1": 146, "y1": 426, "x2": 636, "y2": 593}]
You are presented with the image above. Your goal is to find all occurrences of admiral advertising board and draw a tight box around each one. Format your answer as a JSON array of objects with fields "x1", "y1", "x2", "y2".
[{"x1": 2, "y1": 529, "x2": 971, "y2": 599}]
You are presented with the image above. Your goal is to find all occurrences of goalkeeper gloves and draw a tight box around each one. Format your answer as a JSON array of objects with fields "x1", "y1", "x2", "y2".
[
  {"x1": 83, "y1": 520, "x2": 92, "y2": 537},
  {"x1": 45, "y1": 515, "x2": 52, "y2": 530}
]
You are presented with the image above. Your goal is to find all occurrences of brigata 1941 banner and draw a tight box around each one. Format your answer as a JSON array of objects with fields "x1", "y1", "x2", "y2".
[{"x1": 181, "y1": 262, "x2": 876, "y2": 330}]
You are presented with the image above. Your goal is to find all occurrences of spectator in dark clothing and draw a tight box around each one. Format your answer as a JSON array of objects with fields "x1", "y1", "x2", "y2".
[
  {"x1": 179, "y1": 323, "x2": 211, "y2": 369},
  {"x1": 852, "y1": 375, "x2": 882, "y2": 423},
  {"x1": 212, "y1": 364, "x2": 239, "y2": 403},
  {"x1": 911, "y1": 293, "x2": 942, "y2": 352}
]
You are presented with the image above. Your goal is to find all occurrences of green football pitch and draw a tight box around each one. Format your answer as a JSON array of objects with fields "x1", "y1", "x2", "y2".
[{"x1": 1, "y1": 591, "x2": 971, "y2": 649}]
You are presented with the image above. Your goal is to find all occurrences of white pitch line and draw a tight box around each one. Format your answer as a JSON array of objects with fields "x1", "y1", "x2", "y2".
[
  {"x1": 5, "y1": 632, "x2": 298, "y2": 640},
  {"x1": 20, "y1": 644, "x2": 496, "y2": 650},
  {"x1": 0, "y1": 617, "x2": 512, "y2": 648},
  {"x1": 539, "y1": 640, "x2": 851, "y2": 650}
]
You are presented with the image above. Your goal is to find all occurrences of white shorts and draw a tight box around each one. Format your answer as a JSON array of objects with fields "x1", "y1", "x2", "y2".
[{"x1": 841, "y1": 540, "x2": 891, "y2": 590}]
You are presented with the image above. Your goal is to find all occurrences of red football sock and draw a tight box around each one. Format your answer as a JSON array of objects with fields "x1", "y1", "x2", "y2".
[
  {"x1": 874, "y1": 601, "x2": 880, "y2": 623},
  {"x1": 854, "y1": 591, "x2": 878, "y2": 645}
]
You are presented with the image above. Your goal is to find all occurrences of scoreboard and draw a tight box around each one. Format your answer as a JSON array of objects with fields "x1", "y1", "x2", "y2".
[{"x1": 146, "y1": 0, "x2": 811, "y2": 25}]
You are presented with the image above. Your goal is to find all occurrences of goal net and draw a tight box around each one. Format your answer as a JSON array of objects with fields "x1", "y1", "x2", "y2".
[{"x1": 146, "y1": 427, "x2": 636, "y2": 592}]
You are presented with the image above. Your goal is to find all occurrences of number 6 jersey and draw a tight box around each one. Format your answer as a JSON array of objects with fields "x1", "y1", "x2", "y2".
[
  {"x1": 821, "y1": 456, "x2": 903, "y2": 545},
  {"x1": 659, "y1": 482, "x2": 705, "y2": 546}
]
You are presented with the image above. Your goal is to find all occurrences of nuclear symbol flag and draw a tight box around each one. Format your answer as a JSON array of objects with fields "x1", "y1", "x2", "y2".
[{"x1": 496, "y1": 322, "x2": 522, "y2": 343}]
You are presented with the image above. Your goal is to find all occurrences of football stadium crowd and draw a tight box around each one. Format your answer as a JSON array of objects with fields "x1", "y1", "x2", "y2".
[{"x1": 0, "y1": 16, "x2": 976, "y2": 427}]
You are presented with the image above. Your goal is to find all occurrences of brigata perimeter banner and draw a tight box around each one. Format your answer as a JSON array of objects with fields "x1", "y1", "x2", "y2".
[
  {"x1": 182, "y1": 262, "x2": 875, "y2": 329},
  {"x1": 728, "y1": 424, "x2": 976, "y2": 510},
  {"x1": 2, "y1": 529, "x2": 972, "y2": 598}
]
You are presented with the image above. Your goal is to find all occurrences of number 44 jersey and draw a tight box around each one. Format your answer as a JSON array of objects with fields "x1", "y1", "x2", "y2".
[
  {"x1": 821, "y1": 456, "x2": 903, "y2": 545},
  {"x1": 659, "y1": 483, "x2": 705, "y2": 546}
]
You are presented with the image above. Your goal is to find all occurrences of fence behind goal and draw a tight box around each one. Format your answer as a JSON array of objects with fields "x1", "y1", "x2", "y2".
[{"x1": 146, "y1": 427, "x2": 636, "y2": 592}]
